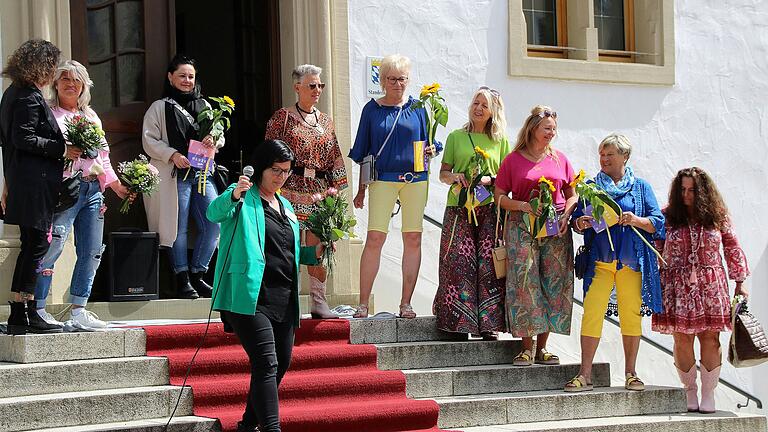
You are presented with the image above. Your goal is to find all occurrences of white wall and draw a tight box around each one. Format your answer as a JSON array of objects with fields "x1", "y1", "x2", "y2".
[{"x1": 347, "y1": 0, "x2": 768, "y2": 413}]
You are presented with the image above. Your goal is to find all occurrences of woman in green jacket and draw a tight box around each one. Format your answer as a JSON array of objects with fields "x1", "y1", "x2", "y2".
[{"x1": 206, "y1": 139, "x2": 324, "y2": 432}]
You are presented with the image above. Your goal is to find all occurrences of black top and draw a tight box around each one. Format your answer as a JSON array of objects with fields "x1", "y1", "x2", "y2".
[
  {"x1": 0, "y1": 83, "x2": 66, "y2": 230},
  {"x1": 256, "y1": 197, "x2": 297, "y2": 322}
]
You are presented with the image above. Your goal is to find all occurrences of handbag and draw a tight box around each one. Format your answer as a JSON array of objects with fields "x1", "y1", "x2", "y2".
[
  {"x1": 361, "y1": 106, "x2": 403, "y2": 185},
  {"x1": 492, "y1": 204, "x2": 508, "y2": 279},
  {"x1": 574, "y1": 232, "x2": 593, "y2": 280},
  {"x1": 728, "y1": 297, "x2": 768, "y2": 368},
  {"x1": 55, "y1": 171, "x2": 83, "y2": 213},
  {"x1": 212, "y1": 163, "x2": 230, "y2": 193}
]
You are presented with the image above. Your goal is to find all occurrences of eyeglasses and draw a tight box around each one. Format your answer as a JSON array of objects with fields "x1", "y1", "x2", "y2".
[
  {"x1": 305, "y1": 83, "x2": 326, "y2": 90},
  {"x1": 269, "y1": 167, "x2": 292, "y2": 177},
  {"x1": 536, "y1": 110, "x2": 557, "y2": 119},
  {"x1": 478, "y1": 86, "x2": 500, "y2": 97},
  {"x1": 386, "y1": 76, "x2": 409, "y2": 85}
]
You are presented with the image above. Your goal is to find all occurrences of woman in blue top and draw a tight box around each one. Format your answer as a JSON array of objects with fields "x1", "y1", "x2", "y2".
[
  {"x1": 564, "y1": 134, "x2": 665, "y2": 393},
  {"x1": 348, "y1": 54, "x2": 438, "y2": 319}
]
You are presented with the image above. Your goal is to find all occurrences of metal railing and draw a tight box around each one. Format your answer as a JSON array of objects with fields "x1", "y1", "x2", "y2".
[{"x1": 421, "y1": 214, "x2": 763, "y2": 410}]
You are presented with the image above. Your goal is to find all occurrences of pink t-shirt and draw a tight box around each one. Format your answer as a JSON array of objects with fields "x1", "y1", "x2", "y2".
[
  {"x1": 52, "y1": 106, "x2": 119, "y2": 192},
  {"x1": 495, "y1": 150, "x2": 575, "y2": 211}
]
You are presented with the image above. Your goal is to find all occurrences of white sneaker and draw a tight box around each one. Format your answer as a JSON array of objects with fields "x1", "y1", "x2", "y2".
[
  {"x1": 71, "y1": 309, "x2": 108, "y2": 330},
  {"x1": 37, "y1": 309, "x2": 65, "y2": 327}
]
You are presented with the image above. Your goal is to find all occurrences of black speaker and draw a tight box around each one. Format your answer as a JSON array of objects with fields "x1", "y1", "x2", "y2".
[{"x1": 108, "y1": 231, "x2": 160, "y2": 301}]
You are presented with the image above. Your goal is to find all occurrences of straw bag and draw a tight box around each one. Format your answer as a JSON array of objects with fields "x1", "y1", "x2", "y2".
[
  {"x1": 728, "y1": 297, "x2": 768, "y2": 368},
  {"x1": 492, "y1": 205, "x2": 508, "y2": 279}
]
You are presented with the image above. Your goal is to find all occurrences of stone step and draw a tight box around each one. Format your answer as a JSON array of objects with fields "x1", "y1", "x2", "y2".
[
  {"x1": 375, "y1": 339, "x2": 522, "y2": 370},
  {"x1": 403, "y1": 363, "x2": 611, "y2": 398},
  {"x1": 0, "y1": 357, "x2": 168, "y2": 397},
  {"x1": 0, "y1": 328, "x2": 144, "y2": 363},
  {"x1": 27, "y1": 416, "x2": 219, "y2": 432},
  {"x1": 349, "y1": 316, "x2": 466, "y2": 344},
  {"x1": 0, "y1": 386, "x2": 192, "y2": 431},
  {"x1": 459, "y1": 411, "x2": 767, "y2": 432},
  {"x1": 430, "y1": 386, "x2": 686, "y2": 428}
]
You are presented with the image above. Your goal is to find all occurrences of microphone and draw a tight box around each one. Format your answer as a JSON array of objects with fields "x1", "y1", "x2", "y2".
[{"x1": 239, "y1": 165, "x2": 254, "y2": 204}]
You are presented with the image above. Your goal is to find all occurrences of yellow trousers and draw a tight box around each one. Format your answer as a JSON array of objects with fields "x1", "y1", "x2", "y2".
[{"x1": 581, "y1": 261, "x2": 642, "y2": 338}]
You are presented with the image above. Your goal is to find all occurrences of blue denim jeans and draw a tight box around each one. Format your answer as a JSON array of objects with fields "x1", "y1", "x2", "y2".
[
  {"x1": 171, "y1": 169, "x2": 220, "y2": 274},
  {"x1": 35, "y1": 179, "x2": 105, "y2": 308}
]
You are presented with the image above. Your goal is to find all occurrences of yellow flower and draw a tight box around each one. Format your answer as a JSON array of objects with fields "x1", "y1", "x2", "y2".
[
  {"x1": 223, "y1": 95, "x2": 235, "y2": 108},
  {"x1": 569, "y1": 169, "x2": 586, "y2": 188},
  {"x1": 538, "y1": 176, "x2": 555, "y2": 193},
  {"x1": 419, "y1": 82, "x2": 441, "y2": 99}
]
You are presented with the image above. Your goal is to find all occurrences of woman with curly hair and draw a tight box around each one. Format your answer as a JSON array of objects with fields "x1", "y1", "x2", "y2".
[
  {"x1": 652, "y1": 167, "x2": 749, "y2": 413},
  {"x1": 0, "y1": 39, "x2": 80, "y2": 334}
]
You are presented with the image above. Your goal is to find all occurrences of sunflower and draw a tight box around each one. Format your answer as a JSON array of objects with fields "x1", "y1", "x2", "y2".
[
  {"x1": 538, "y1": 176, "x2": 556, "y2": 193},
  {"x1": 569, "y1": 169, "x2": 586, "y2": 188},
  {"x1": 419, "y1": 82, "x2": 441, "y2": 99},
  {"x1": 223, "y1": 95, "x2": 235, "y2": 108}
]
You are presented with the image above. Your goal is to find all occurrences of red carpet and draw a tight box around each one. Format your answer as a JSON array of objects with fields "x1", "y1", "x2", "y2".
[{"x1": 144, "y1": 320, "x2": 453, "y2": 432}]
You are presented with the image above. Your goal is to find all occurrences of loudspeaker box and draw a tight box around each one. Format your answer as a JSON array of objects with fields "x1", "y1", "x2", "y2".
[{"x1": 108, "y1": 231, "x2": 160, "y2": 301}]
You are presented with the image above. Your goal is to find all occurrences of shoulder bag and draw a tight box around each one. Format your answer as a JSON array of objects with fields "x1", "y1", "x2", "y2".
[
  {"x1": 492, "y1": 204, "x2": 508, "y2": 279},
  {"x1": 361, "y1": 106, "x2": 403, "y2": 185},
  {"x1": 728, "y1": 297, "x2": 768, "y2": 368}
]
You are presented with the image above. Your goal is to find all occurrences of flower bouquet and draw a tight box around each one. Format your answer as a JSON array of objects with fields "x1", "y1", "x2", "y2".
[
  {"x1": 186, "y1": 96, "x2": 235, "y2": 195},
  {"x1": 63, "y1": 114, "x2": 107, "y2": 170},
  {"x1": 117, "y1": 155, "x2": 160, "y2": 214},
  {"x1": 414, "y1": 83, "x2": 448, "y2": 164},
  {"x1": 305, "y1": 187, "x2": 357, "y2": 273},
  {"x1": 454, "y1": 146, "x2": 495, "y2": 225},
  {"x1": 520, "y1": 177, "x2": 559, "y2": 287},
  {"x1": 570, "y1": 169, "x2": 666, "y2": 264}
]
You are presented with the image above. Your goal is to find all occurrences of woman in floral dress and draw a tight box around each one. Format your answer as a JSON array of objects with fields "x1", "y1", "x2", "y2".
[
  {"x1": 652, "y1": 167, "x2": 749, "y2": 414},
  {"x1": 264, "y1": 64, "x2": 347, "y2": 319}
]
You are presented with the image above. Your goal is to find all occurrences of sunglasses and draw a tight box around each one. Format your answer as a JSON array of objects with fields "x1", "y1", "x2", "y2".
[
  {"x1": 478, "y1": 85, "x2": 500, "y2": 97},
  {"x1": 304, "y1": 83, "x2": 326, "y2": 90},
  {"x1": 537, "y1": 110, "x2": 557, "y2": 119},
  {"x1": 269, "y1": 167, "x2": 292, "y2": 177}
]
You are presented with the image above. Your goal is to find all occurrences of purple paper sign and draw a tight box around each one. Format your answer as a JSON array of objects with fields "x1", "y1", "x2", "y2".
[
  {"x1": 188, "y1": 140, "x2": 215, "y2": 173},
  {"x1": 474, "y1": 185, "x2": 492, "y2": 202},
  {"x1": 584, "y1": 205, "x2": 608, "y2": 232},
  {"x1": 544, "y1": 217, "x2": 559, "y2": 236}
]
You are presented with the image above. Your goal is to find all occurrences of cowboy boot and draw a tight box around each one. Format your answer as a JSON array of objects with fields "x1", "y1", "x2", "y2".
[
  {"x1": 699, "y1": 364, "x2": 721, "y2": 414},
  {"x1": 310, "y1": 276, "x2": 338, "y2": 319},
  {"x1": 675, "y1": 365, "x2": 699, "y2": 412}
]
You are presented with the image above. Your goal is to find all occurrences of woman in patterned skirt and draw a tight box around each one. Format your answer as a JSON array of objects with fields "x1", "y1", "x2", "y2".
[
  {"x1": 264, "y1": 64, "x2": 348, "y2": 319},
  {"x1": 652, "y1": 167, "x2": 749, "y2": 413},
  {"x1": 494, "y1": 105, "x2": 577, "y2": 366},
  {"x1": 433, "y1": 87, "x2": 510, "y2": 339}
]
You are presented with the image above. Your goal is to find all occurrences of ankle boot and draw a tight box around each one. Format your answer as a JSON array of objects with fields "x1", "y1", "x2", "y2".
[
  {"x1": 190, "y1": 272, "x2": 213, "y2": 298},
  {"x1": 24, "y1": 300, "x2": 63, "y2": 334},
  {"x1": 309, "y1": 276, "x2": 338, "y2": 319},
  {"x1": 175, "y1": 271, "x2": 199, "y2": 299},
  {"x1": 675, "y1": 365, "x2": 699, "y2": 412},
  {"x1": 7, "y1": 301, "x2": 28, "y2": 335},
  {"x1": 699, "y1": 364, "x2": 720, "y2": 414}
]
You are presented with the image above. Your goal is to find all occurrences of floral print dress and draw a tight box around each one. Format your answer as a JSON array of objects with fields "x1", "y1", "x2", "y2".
[{"x1": 652, "y1": 217, "x2": 749, "y2": 334}]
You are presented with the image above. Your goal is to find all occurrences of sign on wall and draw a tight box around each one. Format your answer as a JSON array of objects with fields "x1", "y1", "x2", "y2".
[{"x1": 366, "y1": 56, "x2": 384, "y2": 99}]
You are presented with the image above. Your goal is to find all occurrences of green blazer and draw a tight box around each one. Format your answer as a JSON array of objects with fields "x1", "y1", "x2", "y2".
[{"x1": 206, "y1": 184, "x2": 318, "y2": 325}]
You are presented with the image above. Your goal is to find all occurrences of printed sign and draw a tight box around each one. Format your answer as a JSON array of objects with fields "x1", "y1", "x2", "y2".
[
  {"x1": 188, "y1": 139, "x2": 215, "y2": 173},
  {"x1": 584, "y1": 204, "x2": 620, "y2": 233},
  {"x1": 366, "y1": 56, "x2": 385, "y2": 98}
]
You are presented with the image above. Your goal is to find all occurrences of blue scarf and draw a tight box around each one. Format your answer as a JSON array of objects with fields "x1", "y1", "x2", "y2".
[{"x1": 595, "y1": 166, "x2": 635, "y2": 199}]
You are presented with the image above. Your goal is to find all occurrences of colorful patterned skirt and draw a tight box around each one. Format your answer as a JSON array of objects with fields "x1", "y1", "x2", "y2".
[
  {"x1": 433, "y1": 205, "x2": 505, "y2": 334},
  {"x1": 504, "y1": 211, "x2": 574, "y2": 337}
]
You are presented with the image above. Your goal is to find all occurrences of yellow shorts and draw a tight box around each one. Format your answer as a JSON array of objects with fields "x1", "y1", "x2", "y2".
[
  {"x1": 581, "y1": 261, "x2": 642, "y2": 338},
  {"x1": 367, "y1": 180, "x2": 428, "y2": 233}
]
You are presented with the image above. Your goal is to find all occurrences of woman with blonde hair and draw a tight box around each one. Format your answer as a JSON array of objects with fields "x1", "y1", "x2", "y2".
[
  {"x1": 348, "y1": 54, "x2": 438, "y2": 318},
  {"x1": 433, "y1": 86, "x2": 510, "y2": 338},
  {"x1": 494, "y1": 105, "x2": 577, "y2": 365}
]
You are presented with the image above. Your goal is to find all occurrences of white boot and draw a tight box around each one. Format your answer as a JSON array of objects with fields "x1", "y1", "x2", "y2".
[
  {"x1": 675, "y1": 365, "x2": 699, "y2": 412},
  {"x1": 310, "y1": 276, "x2": 338, "y2": 319},
  {"x1": 699, "y1": 364, "x2": 720, "y2": 414}
]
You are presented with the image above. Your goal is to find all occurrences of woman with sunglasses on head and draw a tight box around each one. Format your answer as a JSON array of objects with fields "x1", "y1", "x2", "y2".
[
  {"x1": 264, "y1": 64, "x2": 348, "y2": 319},
  {"x1": 494, "y1": 105, "x2": 577, "y2": 366},
  {"x1": 565, "y1": 134, "x2": 664, "y2": 393},
  {"x1": 348, "y1": 53, "x2": 439, "y2": 319},
  {"x1": 433, "y1": 86, "x2": 510, "y2": 339},
  {"x1": 652, "y1": 167, "x2": 748, "y2": 413}
]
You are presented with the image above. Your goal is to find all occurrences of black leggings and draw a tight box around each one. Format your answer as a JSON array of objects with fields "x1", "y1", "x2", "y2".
[
  {"x1": 11, "y1": 227, "x2": 50, "y2": 295},
  {"x1": 223, "y1": 310, "x2": 295, "y2": 432}
]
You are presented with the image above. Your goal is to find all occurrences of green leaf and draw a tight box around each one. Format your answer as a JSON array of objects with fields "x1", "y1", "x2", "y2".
[
  {"x1": 457, "y1": 188, "x2": 468, "y2": 207},
  {"x1": 331, "y1": 228, "x2": 345, "y2": 240}
]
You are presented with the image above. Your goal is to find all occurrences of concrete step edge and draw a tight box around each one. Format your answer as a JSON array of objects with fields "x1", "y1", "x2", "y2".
[
  {"x1": 26, "y1": 416, "x2": 219, "y2": 432},
  {"x1": 0, "y1": 385, "x2": 184, "y2": 404}
]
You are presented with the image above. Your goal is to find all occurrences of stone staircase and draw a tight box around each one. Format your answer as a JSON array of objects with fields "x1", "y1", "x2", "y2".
[{"x1": 0, "y1": 316, "x2": 764, "y2": 431}]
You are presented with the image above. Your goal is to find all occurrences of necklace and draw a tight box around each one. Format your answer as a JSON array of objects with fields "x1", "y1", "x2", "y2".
[
  {"x1": 295, "y1": 103, "x2": 324, "y2": 134},
  {"x1": 687, "y1": 222, "x2": 704, "y2": 285},
  {"x1": 522, "y1": 147, "x2": 547, "y2": 163}
]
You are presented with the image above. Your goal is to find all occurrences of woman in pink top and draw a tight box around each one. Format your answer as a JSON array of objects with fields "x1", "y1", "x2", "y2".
[
  {"x1": 33, "y1": 60, "x2": 133, "y2": 330},
  {"x1": 494, "y1": 105, "x2": 577, "y2": 366}
]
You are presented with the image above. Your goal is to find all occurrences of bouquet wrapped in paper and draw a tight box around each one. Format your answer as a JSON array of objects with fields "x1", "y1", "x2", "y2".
[
  {"x1": 63, "y1": 114, "x2": 107, "y2": 170},
  {"x1": 305, "y1": 187, "x2": 357, "y2": 273},
  {"x1": 117, "y1": 155, "x2": 160, "y2": 214}
]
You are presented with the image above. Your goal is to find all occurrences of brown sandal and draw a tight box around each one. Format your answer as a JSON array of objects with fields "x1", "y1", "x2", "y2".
[
  {"x1": 564, "y1": 375, "x2": 593, "y2": 392},
  {"x1": 625, "y1": 373, "x2": 645, "y2": 391},
  {"x1": 513, "y1": 349, "x2": 534, "y2": 366},
  {"x1": 535, "y1": 349, "x2": 560, "y2": 365}
]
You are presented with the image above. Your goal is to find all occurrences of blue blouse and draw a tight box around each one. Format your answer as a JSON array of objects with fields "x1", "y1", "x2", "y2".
[
  {"x1": 349, "y1": 96, "x2": 439, "y2": 181},
  {"x1": 573, "y1": 178, "x2": 666, "y2": 313}
]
